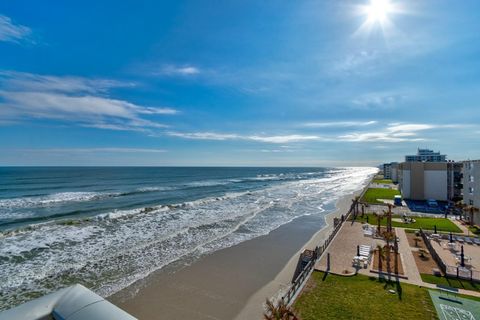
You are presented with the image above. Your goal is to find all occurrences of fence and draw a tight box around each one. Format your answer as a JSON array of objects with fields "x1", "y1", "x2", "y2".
[
  {"x1": 420, "y1": 229, "x2": 480, "y2": 283},
  {"x1": 280, "y1": 180, "x2": 371, "y2": 306}
]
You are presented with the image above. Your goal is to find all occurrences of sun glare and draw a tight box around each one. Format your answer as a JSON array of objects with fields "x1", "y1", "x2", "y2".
[
  {"x1": 365, "y1": 0, "x2": 392, "y2": 23},
  {"x1": 355, "y1": 0, "x2": 405, "y2": 37}
]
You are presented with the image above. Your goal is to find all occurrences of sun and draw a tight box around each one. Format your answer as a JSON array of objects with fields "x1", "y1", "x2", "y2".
[
  {"x1": 354, "y1": 0, "x2": 405, "y2": 37},
  {"x1": 365, "y1": 0, "x2": 393, "y2": 24}
]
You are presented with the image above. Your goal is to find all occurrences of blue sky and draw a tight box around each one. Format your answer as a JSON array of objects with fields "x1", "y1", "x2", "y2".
[{"x1": 0, "y1": 0, "x2": 479, "y2": 166}]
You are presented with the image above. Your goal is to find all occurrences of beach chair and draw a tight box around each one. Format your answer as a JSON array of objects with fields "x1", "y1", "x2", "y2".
[
  {"x1": 464, "y1": 237, "x2": 473, "y2": 245},
  {"x1": 473, "y1": 238, "x2": 480, "y2": 245}
]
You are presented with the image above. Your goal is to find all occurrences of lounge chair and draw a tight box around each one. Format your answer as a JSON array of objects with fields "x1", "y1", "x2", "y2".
[
  {"x1": 473, "y1": 238, "x2": 480, "y2": 245},
  {"x1": 464, "y1": 237, "x2": 473, "y2": 245}
]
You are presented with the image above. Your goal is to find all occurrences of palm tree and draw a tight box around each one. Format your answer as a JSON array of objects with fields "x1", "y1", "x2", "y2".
[
  {"x1": 376, "y1": 244, "x2": 386, "y2": 272},
  {"x1": 373, "y1": 212, "x2": 384, "y2": 235},
  {"x1": 386, "y1": 204, "x2": 394, "y2": 233},
  {"x1": 264, "y1": 299, "x2": 299, "y2": 320},
  {"x1": 383, "y1": 232, "x2": 395, "y2": 274}
]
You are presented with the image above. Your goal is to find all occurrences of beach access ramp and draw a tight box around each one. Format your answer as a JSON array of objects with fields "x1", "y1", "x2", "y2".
[{"x1": 0, "y1": 284, "x2": 137, "y2": 320}]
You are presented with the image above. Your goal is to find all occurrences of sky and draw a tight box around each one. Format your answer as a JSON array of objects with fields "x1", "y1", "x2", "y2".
[{"x1": 0, "y1": 0, "x2": 479, "y2": 166}]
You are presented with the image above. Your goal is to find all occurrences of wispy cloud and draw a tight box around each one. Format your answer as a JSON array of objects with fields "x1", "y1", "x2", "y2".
[
  {"x1": 339, "y1": 123, "x2": 442, "y2": 142},
  {"x1": 11, "y1": 148, "x2": 167, "y2": 154},
  {"x1": 334, "y1": 51, "x2": 380, "y2": 75},
  {"x1": 167, "y1": 131, "x2": 323, "y2": 144},
  {"x1": 154, "y1": 64, "x2": 200, "y2": 76},
  {"x1": 302, "y1": 120, "x2": 377, "y2": 128},
  {"x1": 0, "y1": 71, "x2": 177, "y2": 132},
  {"x1": 0, "y1": 14, "x2": 31, "y2": 43}
]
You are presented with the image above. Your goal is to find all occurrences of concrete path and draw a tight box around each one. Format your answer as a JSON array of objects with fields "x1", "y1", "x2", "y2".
[
  {"x1": 452, "y1": 219, "x2": 471, "y2": 235},
  {"x1": 395, "y1": 228, "x2": 423, "y2": 284}
]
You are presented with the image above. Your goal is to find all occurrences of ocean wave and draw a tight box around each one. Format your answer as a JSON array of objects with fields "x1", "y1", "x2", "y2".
[
  {"x1": 0, "y1": 192, "x2": 112, "y2": 209},
  {"x1": 0, "y1": 166, "x2": 378, "y2": 311}
]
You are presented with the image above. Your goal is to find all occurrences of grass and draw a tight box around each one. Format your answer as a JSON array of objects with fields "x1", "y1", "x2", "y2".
[
  {"x1": 361, "y1": 188, "x2": 400, "y2": 204},
  {"x1": 353, "y1": 214, "x2": 462, "y2": 233},
  {"x1": 373, "y1": 179, "x2": 393, "y2": 184},
  {"x1": 468, "y1": 225, "x2": 480, "y2": 235},
  {"x1": 294, "y1": 271, "x2": 438, "y2": 320},
  {"x1": 421, "y1": 274, "x2": 480, "y2": 293}
]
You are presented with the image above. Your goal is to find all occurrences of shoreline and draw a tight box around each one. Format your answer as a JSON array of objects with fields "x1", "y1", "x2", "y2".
[
  {"x1": 110, "y1": 188, "x2": 366, "y2": 319},
  {"x1": 233, "y1": 188, "x2": 363, "y2": 319}
]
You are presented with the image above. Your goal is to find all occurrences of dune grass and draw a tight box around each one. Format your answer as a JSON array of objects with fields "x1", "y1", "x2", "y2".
[
  {"x1": 294, "y1": 272, "x2": 437, "y2": 320},
  {"x1": 361, "y1": 188, "x2": 400, "y2": 204},
  {"x1": 353, "y1": 214, "x2": 462, "y2": 233}
]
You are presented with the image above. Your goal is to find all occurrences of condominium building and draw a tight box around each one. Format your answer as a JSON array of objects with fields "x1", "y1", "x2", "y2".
[
  {"x1": 462, "y1": 160, "x2": 480, "y2": 225},
  {"x1": 398, "y1": 161, "x2": 461, "y2": 201},
  {"x1": 383, "y1": 162, "x2": 398, "y2": 181},
  {"x1": 405, "y1": 148, "x2": 447, "y2": 162}
]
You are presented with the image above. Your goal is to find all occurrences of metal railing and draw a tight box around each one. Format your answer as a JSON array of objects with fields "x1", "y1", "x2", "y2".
[
  {"x1": 421, "y1": 229, "x2": 480, "y2": 283},
  {"x1": 280, "y1": 180, "x2": 371, "y2": 306}
]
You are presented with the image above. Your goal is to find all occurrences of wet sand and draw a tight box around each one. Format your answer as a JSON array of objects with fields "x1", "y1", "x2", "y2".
[{"x1": 110, "y1": 191, "x2": 359, "y2": 320}]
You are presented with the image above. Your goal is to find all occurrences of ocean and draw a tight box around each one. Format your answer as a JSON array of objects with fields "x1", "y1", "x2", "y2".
[{"x1": 0, "y1": 166, "x2": 376, "y2": 310}]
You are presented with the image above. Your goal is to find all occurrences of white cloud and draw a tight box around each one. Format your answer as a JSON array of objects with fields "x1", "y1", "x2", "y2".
[
  {"x1": 338, "y1": 123, "x2": 449, "y2": 142},
  {"x1": 156, "y1": 65, "x2": 200, "y2": 76},
  {"x1": 248, "y1": 135, "x2": 320, "y2": 143},
  {"x1": 11, "y1": 148, "x2": 167, "y2": 154},
  {"x1": 0, "y1": 71, "x2": 133, "y2": 93},
  {"x1": 166, "y1": 132, "x2": 239, "y2": 140},
  {"x1": 0, "y1": 71, "x2": 177, "y2": 132},
  {"x1": 167, "y1": 131, "x2": 322, "y2": 144},
  {"x1": 0, "y1": 15, "x2": 31, "y2": 43},
  {"x1": 334, "y1": 51, "x2": 380, "y2": 74},
  {"x1": 303, "y1": 120, "x2": 377, "y2": 128}
]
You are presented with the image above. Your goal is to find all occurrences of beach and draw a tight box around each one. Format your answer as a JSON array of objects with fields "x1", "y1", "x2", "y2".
[{"x1": 110, "y1": 189, "x2": 361, "y2": 320}]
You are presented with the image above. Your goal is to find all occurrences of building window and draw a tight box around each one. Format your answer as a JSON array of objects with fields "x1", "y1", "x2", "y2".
[
  {"x1": 469, "y1": 175, "x2": 474, "y2": 182},
  {"x1": 470, "y1": 200, "x2": 474, "y2": 206},
  {"x1": 469, "y1": 187, "x2": 474, "y2": 194}
]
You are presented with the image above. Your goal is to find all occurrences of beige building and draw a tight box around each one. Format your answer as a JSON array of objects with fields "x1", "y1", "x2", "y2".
[{"x1": 398, "y1": 162, "x2": 462, "y2": 202}]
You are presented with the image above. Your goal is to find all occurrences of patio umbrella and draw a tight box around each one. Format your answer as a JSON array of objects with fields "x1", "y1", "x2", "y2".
[
  {"x1": 357, "y1": 245, "x2": 360, "y2": 256},
  {"x1": 461, "y1": 245, "x2": 465, "y2": 267},
  {"x1": 449, "y1": 232, "x2": 453, "y2": 243}
]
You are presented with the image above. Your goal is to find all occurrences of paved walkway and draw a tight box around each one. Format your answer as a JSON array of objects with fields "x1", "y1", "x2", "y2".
[
  {"x1": 452, "y1": 219, "x2": 471, "y2": 235},
  {"x1": 395, "y1": 228, "x2": 423, "y2": 283}
]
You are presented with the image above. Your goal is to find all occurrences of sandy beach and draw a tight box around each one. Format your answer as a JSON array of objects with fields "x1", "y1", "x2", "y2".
[{"x1": 110, "y1": 189, "x2": 362, "y2": 320}]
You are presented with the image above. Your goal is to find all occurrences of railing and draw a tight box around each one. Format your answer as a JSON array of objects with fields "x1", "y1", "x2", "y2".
[
  {"x1": 419, "y1": 229, "x2": 447, "y2": 274},
  {"x1": 280, "y1": 180, "x2": 371, "y2": 306},
  {"x1": 421, "y1": 229, "x2": 480, "y2": 283}
]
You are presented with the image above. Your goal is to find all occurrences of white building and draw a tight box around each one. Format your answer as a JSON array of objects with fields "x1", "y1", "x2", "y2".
[
  {"x1": 405, "y1": 148, "x2": 447, "y2": 162},
  {"x1": 463, "y1": 160, "x2": 480, "y2": 225}
]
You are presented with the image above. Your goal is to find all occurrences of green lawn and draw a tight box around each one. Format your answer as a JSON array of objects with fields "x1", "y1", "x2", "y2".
[
  {"x1": 469, "y1": 225, "x2": 480, "y2": 235},
  {"x1": 421, "y1": 274, "x2": 480, "y2": 292},
  {"x1": 353, "y1": 214, "x2": 462, "y2": 233},
  {"x1": 373, "y1": 179, "x2": 393, "y2": 184},
  {"x1": 361, "y1": 188, "x2": 400, "y2": 204},
  {"x1": 294, "y1": 272, "x2": 438, "y2": 320}
]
